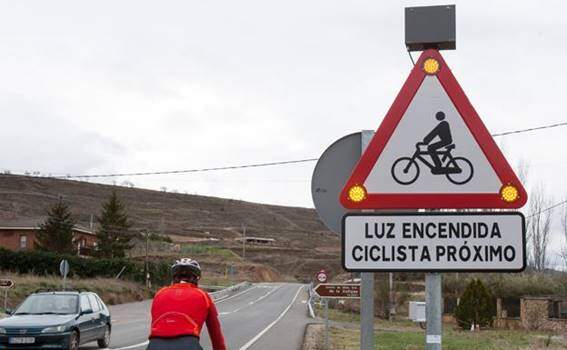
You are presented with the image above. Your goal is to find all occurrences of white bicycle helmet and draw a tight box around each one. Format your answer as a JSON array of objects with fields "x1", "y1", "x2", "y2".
[{"x1": 171, "y1": 258, "x2": 202, "y2": 278}]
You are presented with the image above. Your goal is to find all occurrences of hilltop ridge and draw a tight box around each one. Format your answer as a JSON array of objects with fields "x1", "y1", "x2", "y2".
[{"x1": 0, "y1": 175, "x2": 341, "y2": 281}]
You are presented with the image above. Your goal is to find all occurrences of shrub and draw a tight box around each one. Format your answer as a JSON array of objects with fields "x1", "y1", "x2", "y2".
[
  {"x1": 454, "y1": 278, "x2": 495, "y2": 330},
  {"x1": 0, "y1": 248, "x2": 170, "y2": 286}
]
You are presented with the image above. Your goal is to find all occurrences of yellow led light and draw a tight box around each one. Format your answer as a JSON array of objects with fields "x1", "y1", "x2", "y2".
[
  {"x1": 348, "y1": 184, "x2": 367, "y2": 203},
  {"x1": 423, "y1": 58, "x2": 440, "y2": 74},
  {"x1": 500, "y1": 184, "x2": 519, "y2": 203}
]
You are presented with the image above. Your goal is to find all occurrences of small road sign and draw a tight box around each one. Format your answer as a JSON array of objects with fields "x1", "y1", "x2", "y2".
[
  {"x1": 314, "y1": 283, "x2": 361, "y2": 299},
  {"x1": 339, "y1": 49, "x2": 527, "y2": 210},
  {"x1": 316, "y1": 270, "x2": 328, "y2": 283},
  {"x1": 0, "y1": 279, "x2": 14, "y2": 289},
  {"x1": 60, "y1": 260, "x2": 70, "y2": 278},
  {"x1": 342, "y1": 212, "x2": 525, "y2": 272}
]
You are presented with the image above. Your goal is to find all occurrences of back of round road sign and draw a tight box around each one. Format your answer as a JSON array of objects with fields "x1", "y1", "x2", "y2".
[{"x1": 312, "y1": 132, "x2": 365, "y2": 234}]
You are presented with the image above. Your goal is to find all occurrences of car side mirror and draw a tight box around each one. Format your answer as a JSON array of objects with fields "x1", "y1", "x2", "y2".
[
  {"x1": 81, "y1": 309, "x2": 93, "y2": 315},
  {"x1": 5, "y1": 308, "x2": 12, "y2": 315}
]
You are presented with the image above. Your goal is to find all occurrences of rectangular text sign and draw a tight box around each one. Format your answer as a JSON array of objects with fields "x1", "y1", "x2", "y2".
[
  {"x1": 342, "y1": 212, "x2": 525, "y2": 272},
  {"x1": 314, "y1": 283, "x2": 360, "y2": 299}
]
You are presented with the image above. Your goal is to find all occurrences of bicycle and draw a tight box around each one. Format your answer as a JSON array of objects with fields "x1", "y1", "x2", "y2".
[{"x1": 391, "y1": 142, "x2": 474, "y2": 185}]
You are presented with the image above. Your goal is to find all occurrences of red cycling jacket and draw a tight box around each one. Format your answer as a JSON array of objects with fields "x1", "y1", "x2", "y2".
[{"x1": 149, "y1": 282, "x2": 226, "y2": 350}]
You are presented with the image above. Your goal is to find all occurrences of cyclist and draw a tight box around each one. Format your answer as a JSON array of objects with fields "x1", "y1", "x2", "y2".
[
  {"x1": 147, "y1": 258, "x2": 227, "y2": 350},
  {"x1": 421, "y1": 111, "x2": 453, "y2": 174}
]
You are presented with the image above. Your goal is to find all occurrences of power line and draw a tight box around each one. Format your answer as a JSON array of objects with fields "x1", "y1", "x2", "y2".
[
  {"x1": 52, "y1": 158, "x2": 319, "y2": 179},
  {"x1": 47, "y1": 120, "x2": 567, "y2": 179},
  {"x1": 491, "y1": 121, "x2": 567, "y2": 137},
  {"x1": 526, "y1": 199, "x2": 567, "y2": 218}
]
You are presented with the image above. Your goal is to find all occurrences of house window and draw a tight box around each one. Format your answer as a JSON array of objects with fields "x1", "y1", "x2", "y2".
[{"x1": 19, "y1": 235, "x2": 28, "y2": 249}]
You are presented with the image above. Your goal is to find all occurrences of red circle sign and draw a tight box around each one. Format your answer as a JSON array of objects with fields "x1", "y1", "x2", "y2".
[{"x1": 316, "y1": 271, "x2": 327, "y2": 283}]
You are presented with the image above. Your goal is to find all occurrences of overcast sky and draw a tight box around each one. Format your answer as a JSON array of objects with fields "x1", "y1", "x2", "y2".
[{"x1": 1, "y1": 1, "x2": 566, "y2": 263}]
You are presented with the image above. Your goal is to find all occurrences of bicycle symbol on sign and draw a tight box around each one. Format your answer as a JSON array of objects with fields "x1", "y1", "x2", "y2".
[{"x1": 390, "y1": 111, "x2": 474, "y2": 185}]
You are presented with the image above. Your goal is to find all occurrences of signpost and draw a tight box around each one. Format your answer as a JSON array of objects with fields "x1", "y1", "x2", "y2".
[
  {"x1": 339, "y1": 49, "x2": 526, "y2": 210},
  {"x1": 310, "y1": 5, "x2": 528, "y2": 350},
  {"x1": 342, "y1": 212, "x2": 526, "y2": 271},
  {"x1": 60, "y1": 260, "x2": 70, "y2": 290},
  {"x1": 314, "y1": 283, "x2": 361, "y2": 350},
  {"x1": 314, "y1": 283, "x2": 360, "y2": 299},
  {"x1": 0, "y1": 279, "x2": 14, "y2": 312},
  {"x1": 316, "y1": 270, "x2": 328, "y2": 284}
]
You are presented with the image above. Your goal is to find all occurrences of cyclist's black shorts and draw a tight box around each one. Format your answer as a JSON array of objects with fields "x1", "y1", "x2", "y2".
[{"x1": 147, "y1": 336, "x2": 203, "y2": 350}]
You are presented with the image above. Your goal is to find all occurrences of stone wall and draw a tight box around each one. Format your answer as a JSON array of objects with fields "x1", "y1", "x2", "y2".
[{"x1": 521, "y1": 297, "x2": 567, "y2": 332}]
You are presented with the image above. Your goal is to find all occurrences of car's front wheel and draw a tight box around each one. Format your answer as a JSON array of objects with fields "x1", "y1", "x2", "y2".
[
  {"x1": 68, "y1": 330, "x2": 79, "y2": 350},
  {"x1": 97, "y1": 325, "x2": 111, "y2": 348}
]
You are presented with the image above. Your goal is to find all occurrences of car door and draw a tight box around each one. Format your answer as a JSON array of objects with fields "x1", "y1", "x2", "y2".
[
  {"x1": 77, "y1": 294, "x2": 95, "y2": 343},
  {"x1": 87, "y1": 294, "x2": 104, "y2": 339}
]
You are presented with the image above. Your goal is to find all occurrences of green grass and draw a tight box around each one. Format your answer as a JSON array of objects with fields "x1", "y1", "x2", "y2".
[
  {"x1": 329, "y1": 327, "x2": 565, "y2": 350},
  {"x1": 323, "y1": 307, "x2": 566, "y2": 349}
]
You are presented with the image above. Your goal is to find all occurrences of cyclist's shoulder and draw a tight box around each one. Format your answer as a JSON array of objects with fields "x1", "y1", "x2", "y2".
[{"x1": 154, "y1": 285, "x2": 174, "y2": 297}]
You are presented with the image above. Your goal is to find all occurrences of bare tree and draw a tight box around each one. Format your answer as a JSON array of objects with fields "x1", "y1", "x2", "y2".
[
  {"x1": 516, "y1": 159, "x2": 530, "y2": 185},
  {"x1": 526, "y1": 184, "x2": 553, "y2": 271}
]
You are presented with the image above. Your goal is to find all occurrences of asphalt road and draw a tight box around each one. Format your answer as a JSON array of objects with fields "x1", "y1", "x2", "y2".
[{"x1": 80, "y1": 283, "x2": 310, "y2": 350}]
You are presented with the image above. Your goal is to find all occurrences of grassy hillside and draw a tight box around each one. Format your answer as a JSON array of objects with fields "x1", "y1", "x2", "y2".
[{"x1": 0, "y1": 175, "x2": 340, "y2": 281}]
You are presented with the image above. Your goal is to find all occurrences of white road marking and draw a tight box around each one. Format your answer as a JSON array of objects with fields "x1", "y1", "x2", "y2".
[
  {"x1": 220, "y1": 285, "x2": 282, "y2": 316},
  {"x1": 215, "y1": 285, "x2": 257, "y2": 303},
  {"x1": 108, "y1": 284, "x2": 294, "y2": 350},
  {"x1": 109, "y1": 340, "x2": 149, "y2": 350},
  {"x1": 238, "y1": 285, "x2": 305, "y2": 350}
]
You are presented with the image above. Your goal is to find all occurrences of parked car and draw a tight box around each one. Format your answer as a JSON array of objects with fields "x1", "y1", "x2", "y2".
[{"x1": 0, "y1": 291, "x2": 111, "y2": 350}]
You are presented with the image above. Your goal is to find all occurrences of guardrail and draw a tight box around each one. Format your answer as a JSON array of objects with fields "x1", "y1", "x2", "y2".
[
  {"x1": 209, "y1": 281, "x2": 252, "y2": 301},
  {"x1": 307, "y1": 282, "x2": 316, "y2": 318}
]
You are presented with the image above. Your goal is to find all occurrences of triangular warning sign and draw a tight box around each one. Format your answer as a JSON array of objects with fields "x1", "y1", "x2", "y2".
[{"x1": 340, "y1": 49, "x2": 527, "y2": 210}]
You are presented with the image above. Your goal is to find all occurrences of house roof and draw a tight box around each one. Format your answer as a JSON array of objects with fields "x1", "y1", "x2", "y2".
[{"x1": 0, "y1": 218, "x2": 95, "y2": 236}]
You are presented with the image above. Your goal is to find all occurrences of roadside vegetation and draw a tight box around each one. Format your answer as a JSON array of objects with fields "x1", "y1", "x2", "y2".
[
  {"x1": 0, "y1": 273, "x2": 153, "y2": 314},
  {"x1": 319, "y1": 308, "x2": 567, "y2": 350},
  {"x1": 329, "y1": 324, "x2": 564, "y2": 350}
]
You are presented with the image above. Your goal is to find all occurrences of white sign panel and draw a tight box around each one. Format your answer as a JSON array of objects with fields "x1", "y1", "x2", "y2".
[
  {"x1": 365, "y1": 76, "x2": 499, "y2": 193},
  {"x1": 342, "y1": 212, "x2": 525, "y2": 272}
]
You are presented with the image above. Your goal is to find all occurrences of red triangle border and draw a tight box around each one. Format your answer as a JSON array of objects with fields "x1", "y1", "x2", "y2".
[{"x1": 339, "y1": 49, "x2": 527, "y2": 209}]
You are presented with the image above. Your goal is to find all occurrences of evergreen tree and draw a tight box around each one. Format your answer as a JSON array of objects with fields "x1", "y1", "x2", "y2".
[
  {"x1": 454, "y1": 278, "x2": 496, "y2": 330},
  {"x1": 36, "y1": 199, "x2": 76, "y2": 254},
  {"x1": 96, "y1": 191, "x2": 133, "y2": 258}
]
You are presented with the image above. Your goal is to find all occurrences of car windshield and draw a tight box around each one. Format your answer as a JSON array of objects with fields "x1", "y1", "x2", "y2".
[{"x1": 14, "y1": 294, "x2": 78, "y2": 315}]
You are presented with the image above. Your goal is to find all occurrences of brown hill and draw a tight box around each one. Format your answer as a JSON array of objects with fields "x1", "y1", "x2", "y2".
[{"x1": 0, "y1": 175, "x2": 341, "y2": 281}]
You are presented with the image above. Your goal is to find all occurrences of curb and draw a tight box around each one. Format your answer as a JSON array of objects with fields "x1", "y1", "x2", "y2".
[{"x1": 301, "y1": 323, "x2": 325, "y2": 350}]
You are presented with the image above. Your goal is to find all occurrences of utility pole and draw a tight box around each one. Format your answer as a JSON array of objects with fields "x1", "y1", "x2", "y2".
[
  {"x1": 241, "y1": 224, "x2": 246, "y2": 260},
  {"x1": 144, "y1": 231, "x2": 150, "y2": 288}
]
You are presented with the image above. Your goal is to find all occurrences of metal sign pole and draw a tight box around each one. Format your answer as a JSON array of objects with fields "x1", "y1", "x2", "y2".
[
  {"x1": 360, "y1": 273, "x2": 374, "y2": 350},
  {"x1": 360, "y1": 130, "x2": 375, "y2": 350},
  {"x1": 324, "y1": 298, "x2": 330, "y2": 349},
  {"x1": 425, "y1": 273, "x2": 442, "y2": 350}
]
